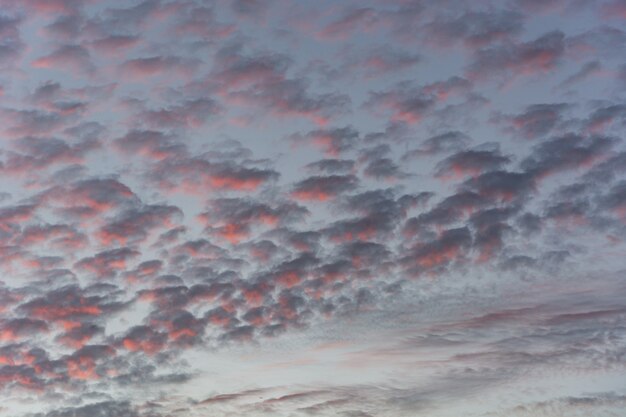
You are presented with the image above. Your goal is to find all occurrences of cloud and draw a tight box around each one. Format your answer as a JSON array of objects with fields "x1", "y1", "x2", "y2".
[
  {"x1": 520, "y1": 134, "x2": 615, "y2": 179},
  {"x1": 114, "y1": 130, "x2": 185, "y2": 161},
  {"x1": 434, "y1": 145, "x2": 511, "y2": 179},
  {"x1": 0, "y1": 14, "x2": 24, "y2": 66},
  {"x1": 404, "y1": 131, "x2": 472, "y2": 158},
  {"x1": 291, "y1": 175, "x2": 359, "y2": 201},
  {"x1": 289, "y1": 126, "x2": 359, "y2": 156},
  {"x1": 36, "y1": 401, "x2": 140, "y2": 417},
  {"x1": 199, "y1": 197, "x2": 308, "y2": 244},
  {"x1": 423, "y1": 10, "x2": 524, "y2": 48},
  {"x1": 366, "y1": 77, "x2": 472, "y2": 124},
  {"x1": 75, "y1": 247, "x2": 140, "y2": 277},
  {"x1": 0, "y1": 1, "x2": 624, "y2": 416},
  {"x1": 461, "y1": 170, "x2": 536, "y2": 202},
  {"x1": 42, "y1": 178, "x2": 139, "y2": 219},
  {"x1": 97, "y1": 204, "x2": 182, "y2": 246},
  {"x1": 401, "y1": 227, "x2": 472, "y2": 275},
  {"x1": 318, "y1": 8, "x2": 380, "y2": 40},
  {"x1": 341, "y1": 46, "x2": 421, "y2": 78},
  {"x1": 1, "y1": 135, "x2": 99, "y2": 175},
  {"x1": 33, "y1": 45, "x2": 94, "y2": 74},
  {"x1": 136, "y1": 98, "x2": 222, "y2": 129},
  {"x1": 149, "y1": 157, "x2": 280, "y2": 193},
  {"x1": 305, "y1": 159, "x2": 356, "y2": 174},
  {"x1": 120, "y1": 56, "x2": 200, "y2": 79},
  {"x1": 492, "y1": 103, "x2": 571, "y2": 139},
  {"x1": 467, "y1": 31, "x2": 566, "y2": 81},
  {"x1": 208, "y1": 45, "x2": 351, "y2": 124}
]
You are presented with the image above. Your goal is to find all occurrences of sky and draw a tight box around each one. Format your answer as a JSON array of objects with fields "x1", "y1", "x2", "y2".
[{"x1": 0, "y1": 0, "x2": 625, "y2": 416}]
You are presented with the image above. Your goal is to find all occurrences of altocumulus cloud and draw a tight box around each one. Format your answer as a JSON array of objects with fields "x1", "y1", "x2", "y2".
[{"x1": 0, "y1": 1, "x2": 623, "y2": 416}]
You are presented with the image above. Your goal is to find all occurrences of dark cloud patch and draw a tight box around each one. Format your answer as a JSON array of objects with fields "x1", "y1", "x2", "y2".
[
  {"x1": 366, "y1": 86, "x2": 434, "y2": 124},
  {"x1": 514, "y1": 0, "x2": 571, "y2": 13},
  {"x1": 492, "y1": 103, "x2": 571, "y2": 139},
  {"x1": 99, "y1": 0, "x2": 163, "y2": 32},
  {"x1": 405, "y1": 191, "x2": 488, "y2": 234},
  {"x1": 584, "y1": 151, "x2": 626, "y2": 183},
  {"x1": 33, "y1": 45, "x2": 94, "y2": 74},
  {"x1": 277, "y1": 229, "x2": 322, "y2": 253},
  {"x1": 90, "y1": 35, "x2": 140, "y2": 54},
  {"x1": 598, "y1": 181, "x2": 626, "y2": 220},
  {"x1": 138, "y1": 285, "x2": 189, "y2": 313},
  {"x1": 617, "y1": 64, "x2": 626, "y2": 87},
  {"x1": 365, "y1": 78, "x2": 472, "y2": 124},
  {"x1": 258, "y1": 252, "x2": 319, "y2": 290},
  {"x1": 231, "y1": 0, "x2": 274, "y2": 18},
  {"x1": 363, "y1": 156, "x2": 408, "y2": 180},
  {"x1": 118, "y1": 325, "x2": 168, "y2": 355},
  {"x1": 323, "y1": 215, "x2": 393, "y2": 243},
  {"x1": 57, "y1": 323, "x2": 104, "y2": 349},
  {"x1": 114, "y1": 130, "x2": 185, "y2": 161},
  {"x1": 434, "y1": 145, "x2": 511, "y2": 179},
  {"x1": 357, "y1": 145, "x2": 408, "y2": 181},
  {"x1": 346, "y1": 189, "x2": 432, "y2": 217},
  {"x1": 210, "y1": 44, "x2": 291, "y2": 90},
  {"x1": 231, "y1": 78, "x2": 351, "y2": 124},
  {"x1": 337, "y1": 240, "x2": 391, "y2": 271},
  {"x1": 461, "y1": 170, "x2": 536, "y2": 202},
  {"x1": 291, "y1": 175, "x2": 358, "y2": 201},
  {"x1": 0, "y1": 318, "x2": 48, "y2": 342},
  {"x1": 467, "y1": 31, "x2": 566, "y2": 81},
  {"x1": 75, "y1": 247, "x2": 140, "y2": 278},
  {"x1": 98, "y1": 204, "x2": 183, "y2": 247},
  {"x1": 199, "y1": 198, "x2": 308, "y2": 244},
  {"x1": 401, "y1": 227, "x2": 472, "y2": 275},
  {"x1": 327, "y1": 189, "x2": 431, "y2": 243},
  {"x1": 289, "y1": 126, "x2": 359, "y2": 156},
  {"x1": 0, "y1": 204, "x2": 38, "y2": 240},
  {"x1": 558, "y1": 60, "x2": 602, "y2": 89},
  {"x1": 136, "y1": 98, "x2": 222, "y2": 130},
  {"x1": 305, "y1": 159, "x2": 355, "y2": 174},
  {"x1": 149, "y1": 309, "x2": 206, "y2": 347},
  {"x1": 341, "y1": 46, "x2": 421, "y2": 78},
  {"x1": 43, "y1": 178, "x2": 139, "y2": 219},
  {"x1": 585, "y1": 104, "x2": 626, "y2": 132},
  {"x1": 404, "y1": 131, "x2": 472, "y2": 159},
  {"x1": 1, "y1": 135, "x2": 99, "y2": 175},
  {"x1": 0, "y1": 14, "x2": 24, "y2": 66},
  {"x1": 209, "y1": 44, "x2": 351, "y2": 123},
  {"x1": 363, "y1": 121, "x2": 411, "y2": 144},
  {"x1": 423, "y1": 10, "x2": 524, "y2": 48},
  {"x1": 120, "y1": 56, "x2": 200, "y2": 79},
  {"x1": 520, "y1": 134, "x2": 615, "y2": 179},
  {"x1": 44, "y1": 14, "x2": 83, "y2": 41},
  {"x1": 172, "y1": 4, "x2": 234, "y2": 39},
  {"x1": 149, "y1": 157, "x2": 280, "y2": 193},
  {"x1": 199, "y1": 388, "x2": 269, "y2": 405},
  {"x1": 18, "y1": 284, "x2": 126, "y2": 324},
  {"x1": 506, "y1": 393, "x2": 626, "y2": 416},
  {"x1": 318, "y1": 7, "x2": 380, "y2": 40},
  {"x1": 601, "y1": 0, "x2": 626, "y2": 19},
  {"x1": 35, "y1": 401, "x2": 139, "y2": 417},
  {"x1": 0, "y1": 108, "x2": 65, "y2": 138},
  {"x1": 567, "y1": 26, "x2": 626, "y2": 60},
  {"x1": 516, "y1": 212, "x2": 543, "y2": 235},
  {"x1": 173, "y1": 238, "x2": 226, "y2": 261},
  {"x1": 473, "y1": 222, "x2": 513, "y2": 262}
]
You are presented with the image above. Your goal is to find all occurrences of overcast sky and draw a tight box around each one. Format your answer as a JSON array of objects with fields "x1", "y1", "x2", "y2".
[{"x1": 0, "y1": 0, "x2": 625, "y2": 416}]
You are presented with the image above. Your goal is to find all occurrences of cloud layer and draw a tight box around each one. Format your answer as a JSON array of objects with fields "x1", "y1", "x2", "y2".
[{"x1": 0, "y1": 0, "x2": 624, "y2": 416}]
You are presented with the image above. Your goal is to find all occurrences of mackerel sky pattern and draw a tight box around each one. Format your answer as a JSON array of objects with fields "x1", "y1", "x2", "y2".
[{"x1": 0, "y1": 0, "x2": 625, "y2": 416}]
